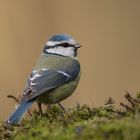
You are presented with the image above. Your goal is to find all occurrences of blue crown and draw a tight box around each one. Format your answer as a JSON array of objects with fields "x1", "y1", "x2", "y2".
[{"x1": 49, "y1": 34, "x2": 73, "y2": 42}]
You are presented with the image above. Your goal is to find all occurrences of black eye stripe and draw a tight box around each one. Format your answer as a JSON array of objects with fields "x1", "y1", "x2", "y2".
[
  {"x1": 58, "y1": 43, "x2": 68, "y2": 47},
  {"x1": 56, "y1": 43, "x2": 75, "y2": 47},
  {"x1": 46, "y1": 43, "x2": 75, "y2": 49}
]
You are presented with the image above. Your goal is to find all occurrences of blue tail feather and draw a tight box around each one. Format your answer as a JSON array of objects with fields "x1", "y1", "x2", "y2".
[{"x1": 6, "y1": 101, "x2": 33, "y2": 125}]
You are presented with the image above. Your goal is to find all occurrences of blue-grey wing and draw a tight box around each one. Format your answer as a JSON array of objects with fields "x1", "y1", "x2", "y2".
[{"x1": 21, "y1": 61, "x2": 80, "y2": 102}]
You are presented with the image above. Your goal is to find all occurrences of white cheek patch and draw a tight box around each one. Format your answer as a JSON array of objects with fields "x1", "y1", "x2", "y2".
[{"x1": 46, "y1": 46, "x2": 75, "y2": 57}]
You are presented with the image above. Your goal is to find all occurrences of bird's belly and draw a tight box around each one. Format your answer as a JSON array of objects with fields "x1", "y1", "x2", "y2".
[{"x1": 37, "y1": 76, "x2": 80, "y2": 104}]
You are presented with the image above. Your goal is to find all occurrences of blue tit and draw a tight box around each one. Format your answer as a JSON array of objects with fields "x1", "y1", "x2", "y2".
[{"x1": 6, "y1": 34, "x2": 81, "y2": 125}]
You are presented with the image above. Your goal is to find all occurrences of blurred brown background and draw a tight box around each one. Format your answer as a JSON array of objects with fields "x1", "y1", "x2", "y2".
[{"x1": 0, "y1": 0, "x2": 140, "y2": 120}]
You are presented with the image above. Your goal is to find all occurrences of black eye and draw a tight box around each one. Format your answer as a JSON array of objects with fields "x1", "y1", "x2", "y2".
[{"x1": 62, "y1": 43, "x2": 69, "y2": 47}]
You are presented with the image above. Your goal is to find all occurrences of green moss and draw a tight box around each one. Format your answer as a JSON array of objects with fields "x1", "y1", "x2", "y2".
[{"x1": 1, "y1": 93, "x2": 140, "y2": 140}]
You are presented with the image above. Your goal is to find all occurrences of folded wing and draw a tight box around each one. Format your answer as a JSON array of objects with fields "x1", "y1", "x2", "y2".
[{"x1": 21, "y1": 60, "x2": 80, "y2": 102}]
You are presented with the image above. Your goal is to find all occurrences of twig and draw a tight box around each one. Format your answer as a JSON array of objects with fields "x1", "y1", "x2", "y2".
[
  {"x1": 7, "y1": 95, "x2": 19, "y2": 103},
  {"x1": 120, "y1": 102, "x2": 134, "y2": 112},
  {"x1": 105, "y1": 97, "x2": 115, "y2": 105}
]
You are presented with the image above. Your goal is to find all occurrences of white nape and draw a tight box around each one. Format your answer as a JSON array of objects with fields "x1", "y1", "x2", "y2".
[{"x1": 46, "y1": 46, "x2": 75, "y2": 57}]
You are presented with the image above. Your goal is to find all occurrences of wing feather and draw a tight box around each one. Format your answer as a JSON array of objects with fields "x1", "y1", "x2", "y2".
[{"x1": 21, "y1": 58, "x2": 80, "y2": 102}]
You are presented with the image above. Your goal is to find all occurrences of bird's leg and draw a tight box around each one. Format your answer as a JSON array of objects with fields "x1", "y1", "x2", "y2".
[
  {"x1": 38, "y1": 103, "x2": 43, "y2": 115},
  {"x1": 57, "y1": 102, "x2": 67, "y2": 113}
]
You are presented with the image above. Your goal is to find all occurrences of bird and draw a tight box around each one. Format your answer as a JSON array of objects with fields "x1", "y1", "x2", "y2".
[{"x1": 6, "y1": 34, "x2": 81, "y2": 125}]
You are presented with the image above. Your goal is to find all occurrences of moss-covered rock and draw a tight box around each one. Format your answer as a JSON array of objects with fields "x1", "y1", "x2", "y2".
[{"x1": 1, "y1": 93, "x2": 140, "y2": 140}]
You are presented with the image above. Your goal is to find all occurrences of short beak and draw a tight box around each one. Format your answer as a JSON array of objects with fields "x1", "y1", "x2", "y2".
[{"x1": 76, "y1": 43, "x2": 82, "y2": 48}]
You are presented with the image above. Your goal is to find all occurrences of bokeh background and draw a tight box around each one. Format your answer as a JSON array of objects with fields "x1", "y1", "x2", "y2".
[{"x1": 0, "y1": 0, "x2": 140, "y2": 120}]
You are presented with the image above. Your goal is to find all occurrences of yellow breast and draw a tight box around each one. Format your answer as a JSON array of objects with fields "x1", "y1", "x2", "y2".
[{"x1": 37, "y1": 73, "x2": 80, "y2": 104}]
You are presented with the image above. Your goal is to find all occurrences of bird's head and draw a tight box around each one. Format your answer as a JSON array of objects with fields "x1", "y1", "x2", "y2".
[{"x1": 43, "y1": 34, "x2": 81, "y2": 57}]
